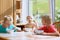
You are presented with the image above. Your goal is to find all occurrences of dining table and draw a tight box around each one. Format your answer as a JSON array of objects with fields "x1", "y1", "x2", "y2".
[{"x1": 0, "y1": 32, "x2": 60, "y2": 40}]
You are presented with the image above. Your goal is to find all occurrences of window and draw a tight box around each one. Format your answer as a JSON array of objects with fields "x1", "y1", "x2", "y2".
[
  {"x1": 21, "y1": 0, "x2": 60, "y2": 25},
  {"x1": 55, "y1": 0, "x2": 60, "y2": 22},
  {"x1": 29, "y1": 0, "x2": 50, "y2": 26}
]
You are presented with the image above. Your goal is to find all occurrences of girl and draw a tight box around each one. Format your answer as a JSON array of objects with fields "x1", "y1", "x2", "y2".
[
  {"x1": 25, "y1": 16, "x2": 37, "y2": 31},
  {"x1": 37, "y1": 15, "x2": 60, "y2": 36},
  {"x1": 0, "y1": 15, "x2": 21, "y2": 33}
]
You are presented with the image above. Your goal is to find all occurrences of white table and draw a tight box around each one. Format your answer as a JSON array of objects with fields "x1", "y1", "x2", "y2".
[{"x1": 0, "y1": 32, "x2": 60, "y2": 40}]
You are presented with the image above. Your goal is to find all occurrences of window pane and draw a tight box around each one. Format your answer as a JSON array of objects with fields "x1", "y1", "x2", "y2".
[
  {"x1": 33, "y1": 0, "x2": 49, "y2": 15},
  {"x1": 31, "y1": 0, "x2": 49, "y2": 26},
  {"x1": 55, "y1": 0, "x2": 60, "y2": 22}
]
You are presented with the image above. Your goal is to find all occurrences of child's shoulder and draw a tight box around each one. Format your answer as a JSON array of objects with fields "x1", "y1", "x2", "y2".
[
  {"x1": 50, "y1": 24, "x2": 55, "y2": 26},
  {"x1": 0, "y1": 24, "x2": 4, "y2": 29},
  {"x1": 50, "y1": 24, "x2": 55, "y2": 28},
  {"x1": 9, "y1": 24, "x2": 15, "y2": 28},
  {"x1": 0, "y1": 24, "x2": 2, "y2": 27},
  {"x1": 10, "y1": 24, "x2": 14, "y2": 26}
]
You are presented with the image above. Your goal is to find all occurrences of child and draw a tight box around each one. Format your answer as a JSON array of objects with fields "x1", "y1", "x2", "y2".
[
  {"x1": 37, "y1": 15, "x2": 60, "y2": 36},
  {"x1": 0, "y1": 16, "x2": 20, "y2": 33},
  {"x1": 0, "y1": 17, "x2": 12, "y2": 33},
  {"x1": 25, "y1": 16, "x2": 37, "y2": 31}
]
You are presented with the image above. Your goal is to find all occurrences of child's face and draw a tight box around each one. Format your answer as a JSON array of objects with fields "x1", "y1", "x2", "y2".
[
  {"x1": 42, "y1": 19, "x2": 46, "y2": 25},
  {"x1": 42, "y1": 18, "x2": 51, "y2": 26},
  {"x1": 3, "y1": 20, "x2": 10, "y2": 28},
  {"x1": 27, "y1": 16, "x2": 32, "y2": 23},
  {"x1": 27, "y1": 19, "x2": 32, "y2": 23}
]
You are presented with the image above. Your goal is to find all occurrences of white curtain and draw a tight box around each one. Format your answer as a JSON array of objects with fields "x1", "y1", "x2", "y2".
[{"x1": 20, "y1": 0, "x2": 29, "y2": 24}]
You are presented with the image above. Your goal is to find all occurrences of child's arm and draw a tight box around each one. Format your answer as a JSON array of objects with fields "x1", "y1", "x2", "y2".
[
  {"x1": 43, "y1": 25, "x2": 60, "y2": 36},
  {"x1": 13, "y1": 26, "x2": 21, "y2": 32},
  {"x1": 42, "y1": 32, "x2": 60, "y2": 36},
  {"x1": 42, "y1": 28, "x2": 60, "y2": 36}
]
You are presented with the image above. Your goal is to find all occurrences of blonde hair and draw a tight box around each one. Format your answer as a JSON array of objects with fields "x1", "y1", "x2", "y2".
[{"x1": 3, "y1": 15, "x2": 13, "y2": 23}]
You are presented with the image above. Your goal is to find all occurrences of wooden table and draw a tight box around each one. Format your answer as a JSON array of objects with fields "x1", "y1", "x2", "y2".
[{"x1": 0, "y1": 32, "x2": 60, "y2": 40}]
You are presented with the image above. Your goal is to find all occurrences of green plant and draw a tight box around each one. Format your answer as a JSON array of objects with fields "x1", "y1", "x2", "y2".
[{"x1": 55, "y1": 10, "x2": 60, "y2": 22}]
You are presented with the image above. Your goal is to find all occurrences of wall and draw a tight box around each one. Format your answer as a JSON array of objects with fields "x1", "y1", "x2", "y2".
[{"x1": 0, "y1": 0, "x2": 13, "y2": 20}]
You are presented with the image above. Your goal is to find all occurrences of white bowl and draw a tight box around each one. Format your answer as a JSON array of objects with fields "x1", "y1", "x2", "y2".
[{"x1": 34, "y1": 30, "x2": 44, "y2": 35}]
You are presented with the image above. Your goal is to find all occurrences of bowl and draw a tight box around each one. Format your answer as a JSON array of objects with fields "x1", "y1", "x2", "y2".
[{"x1": 34, "y1": 30, "x2": 44, "y2": 35}]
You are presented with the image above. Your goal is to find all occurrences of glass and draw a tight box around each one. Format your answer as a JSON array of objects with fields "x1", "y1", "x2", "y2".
[{"x1": 55, "y1": 0, "x2": 60, "y2": 22}]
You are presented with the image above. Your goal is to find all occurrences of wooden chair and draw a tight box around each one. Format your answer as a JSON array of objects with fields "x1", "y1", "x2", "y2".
[{"x1": 53, "y1": 22, "x2": 60, "y2": 33}]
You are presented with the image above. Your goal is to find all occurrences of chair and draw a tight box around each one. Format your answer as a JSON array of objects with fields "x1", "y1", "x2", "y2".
[{"x1": 53, "y1": 22, "x2": 60, "y2": 33}]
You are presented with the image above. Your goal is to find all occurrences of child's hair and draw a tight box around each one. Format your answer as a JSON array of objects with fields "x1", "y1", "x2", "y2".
[
  {"x1": 3, "y1": 15, "x2": 13, "y2": 23},
  {"x1": 26, "y1": 16, "x2": 32, "y2": 20},
  {"x1": 41, "y1": 15, "x2": 51, "y2": 25}
]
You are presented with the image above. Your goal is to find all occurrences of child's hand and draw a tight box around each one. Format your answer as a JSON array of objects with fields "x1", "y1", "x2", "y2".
[{"x1": 7, "y1": 30, "x2": 14, "y2": 33}]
